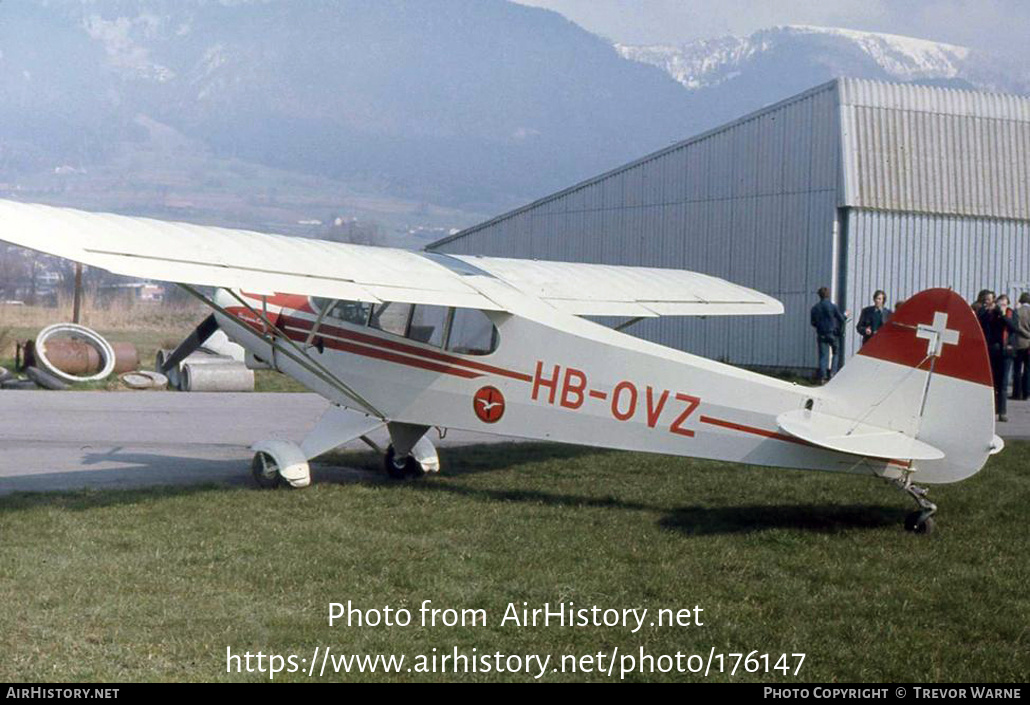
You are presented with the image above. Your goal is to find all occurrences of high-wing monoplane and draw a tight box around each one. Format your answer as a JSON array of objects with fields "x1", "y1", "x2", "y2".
[{"x1": 0, "y1": 201, "x2": 1003, "y2": 533}]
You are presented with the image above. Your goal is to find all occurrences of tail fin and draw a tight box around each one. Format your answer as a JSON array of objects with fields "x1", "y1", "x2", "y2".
[{"x1": 822, "y1": 288, "x2": 996, "y2": 483}]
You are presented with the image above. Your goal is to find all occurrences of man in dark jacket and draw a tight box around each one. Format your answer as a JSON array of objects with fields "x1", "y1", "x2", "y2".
[
  {"x1": 977, "y1": 291, "x2": 1019, "y2": 421},
  {"x1": 811, "y1": 286, "x2": 847, "y2": 383},
  {"x1": 857, "y1": 290, "x2": 892, "y2": 345}
]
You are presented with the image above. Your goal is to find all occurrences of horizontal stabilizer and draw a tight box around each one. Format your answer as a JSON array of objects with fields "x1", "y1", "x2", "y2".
[{"x1": 776, "y1": 409, "x2": 945, "y2": 461}]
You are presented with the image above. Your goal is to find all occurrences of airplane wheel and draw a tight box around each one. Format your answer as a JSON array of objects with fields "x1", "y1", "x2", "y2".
[
  {"x1": 384, "y1": 445, "x2": 425, "y2": 480},
  {"x1": 251, "y1": 450, "x2": 284, "y2": 489},
  {"x1": 904, "y1": 511, "x2": 935, "y2": 535}
]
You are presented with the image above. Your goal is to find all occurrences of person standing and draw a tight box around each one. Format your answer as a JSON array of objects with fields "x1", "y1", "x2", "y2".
[
  {"x1": 856, "y1": 290, "x2": 892, "y2": 345},
  {"x1": 1012, "y1": 293, "x2": 1030, "y2": 401},
  {"x1": 977, "y1": 291, "x2": 1019, "y2": 422},
  {"x1": 997, "y1": 294, "x2": 1016, "y2": 398},
  {"x1": 972, "y1": 289, "x2": 994, "y2": 314},
  {"x1": 810, "y1": 286, "x2": 846, "y2": 384}
]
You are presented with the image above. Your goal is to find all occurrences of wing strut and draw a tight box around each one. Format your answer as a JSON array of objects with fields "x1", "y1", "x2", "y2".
[{"x1": 159, "y1": 314, "x2": 220, "y2": 376}]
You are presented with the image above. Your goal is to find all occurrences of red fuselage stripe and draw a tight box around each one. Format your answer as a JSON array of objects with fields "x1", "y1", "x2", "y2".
[
  {"x1": 281, "y1": 314, "x2": 532, "y2": 382},
  {"x1": 699, "y1": 415, "x2": 812, "y2": 446},
  {"x1": 226, "y1": 307, "x2": 484, "y2": 380},
  {"x1": 281, "y1": 326, "x2": 483, "y2": 379},
  {"x1": 700, "y1": 415, "x2": 914, "y2": 466}
]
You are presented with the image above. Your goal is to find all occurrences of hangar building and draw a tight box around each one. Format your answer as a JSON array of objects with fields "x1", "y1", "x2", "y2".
[{"x1": 429, "y1": 78, "x2": 1030, "y2": 371}]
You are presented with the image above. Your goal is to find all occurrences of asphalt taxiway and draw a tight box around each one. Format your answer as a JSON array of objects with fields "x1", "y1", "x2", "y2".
[
  {"x1": 1, "y1": 390, "x2": 1027, "y2": 495},
  {"x1": 0, "y1": 391, "x2": 507, "y2": 494}
]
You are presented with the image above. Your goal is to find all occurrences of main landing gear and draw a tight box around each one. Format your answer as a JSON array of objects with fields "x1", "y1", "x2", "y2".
[
  {"x1": 891, "y1": 475, "x2": 937, "y2": 535},
  {"x1": 251, "y1": 440, "x2": 311, "y2": 489},
  {"x1": 249, "y1": 417, "x2": 441, "y2": 488},
  {"x1": 382, "y1": 423, "x2": 440, "y2": 480},
  {"x1": 384, "y1": 444, "x2": 426, "y2": 479}
]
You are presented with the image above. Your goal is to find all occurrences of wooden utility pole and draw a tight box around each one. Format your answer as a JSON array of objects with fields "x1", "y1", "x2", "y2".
[{"x1": 72, "y1": 263, "x2": 83, "y2": 324}]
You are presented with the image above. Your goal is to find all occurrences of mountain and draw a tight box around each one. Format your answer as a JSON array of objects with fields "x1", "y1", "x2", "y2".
[
  {"x1": 617, "y1": 25, "x2": 1030, "y2": 131},
  {"x1": 0, "y1": 0, "x2": 696, "y2": 225},
  {"x1": 2, "y1": 6, "x2": 1028, "y2": 237}
]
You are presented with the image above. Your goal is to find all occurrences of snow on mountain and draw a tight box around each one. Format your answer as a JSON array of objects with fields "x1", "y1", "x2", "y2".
[
  {"x1": 786, "y1": 26, "x2": 969, "y2": 79},
  {"x1": 616, "y1": 25, "x2": 980, "y2": 92}
]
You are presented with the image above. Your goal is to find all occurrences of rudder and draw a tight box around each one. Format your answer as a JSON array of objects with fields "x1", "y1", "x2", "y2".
[{"x1": 823, "y1": 288, "x2": 995, "y2": 483}]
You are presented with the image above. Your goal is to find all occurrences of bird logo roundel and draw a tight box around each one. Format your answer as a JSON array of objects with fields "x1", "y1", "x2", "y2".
[{"x1": 473, "y1": 386, "x2": 505, "y2": 424}]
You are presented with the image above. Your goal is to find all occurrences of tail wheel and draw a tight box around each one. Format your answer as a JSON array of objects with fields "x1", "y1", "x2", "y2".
[
  {"x1": 251, "y1": 451, "x2": 284, "y2": 489},
  {"x1": 384, "y1": 445, "x2": 425, "y2": 480},
  {"x1": 904, "y1": 511, "x2": 935, "y2": 535}
]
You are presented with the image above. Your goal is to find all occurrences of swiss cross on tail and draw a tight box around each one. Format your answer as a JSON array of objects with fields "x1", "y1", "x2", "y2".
[
  {"x1": 858, "y1": 288, "x2": 992, "y2": 387},
  {"x1": 915, "y1": 312, "x2": 961, "y2": 358}
]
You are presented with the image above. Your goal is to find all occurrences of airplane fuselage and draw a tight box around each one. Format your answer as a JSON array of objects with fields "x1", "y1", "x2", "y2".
[{"x1": 215, "y1": 288, "x2": 908, "y2": 483}]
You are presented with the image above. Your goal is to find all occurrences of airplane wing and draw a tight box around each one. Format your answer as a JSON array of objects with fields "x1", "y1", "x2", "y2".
[
  {"x1": 449, "y1": 255, "x2": 783, "y2": 317},
  {"x1": 0, "y1": 200, "x2": 781, "y2": 317}
]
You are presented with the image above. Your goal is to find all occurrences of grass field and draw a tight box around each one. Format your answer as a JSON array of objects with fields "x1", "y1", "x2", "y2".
[{"x1": 0, "y1": 441, "x2": 1026, "y2": 683}]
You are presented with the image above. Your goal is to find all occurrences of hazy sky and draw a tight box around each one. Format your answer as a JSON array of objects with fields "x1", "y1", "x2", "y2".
[{"x1": 514, "y1": 0, "x2": 1030, "y2": 60}]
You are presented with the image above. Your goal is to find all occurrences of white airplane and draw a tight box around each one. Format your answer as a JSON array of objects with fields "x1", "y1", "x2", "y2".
[{"x1": 0, "y1": 200, "x2": 1003, "y2": 534}]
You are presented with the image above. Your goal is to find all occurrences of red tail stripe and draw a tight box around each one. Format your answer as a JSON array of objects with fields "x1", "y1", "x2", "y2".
[
  {"x1": 700, "y1": 415, "x2": 813, "y2": 447},
  {"x1": 701, "y1": 416, "x2": 915, "y2": 466}
]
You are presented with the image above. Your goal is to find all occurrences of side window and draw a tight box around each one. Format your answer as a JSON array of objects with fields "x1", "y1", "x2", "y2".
[
  {"x1": 408, "y1": 305, "x2": 450, "y2": 347},
  {"x1": 327, "y1": 300, "x2": 372, "y2": 326},
  {"x1": 369, "y1": 302, "x2": 413, "y2": 337},
  {"x1": 446, "y1": 308, "x2": 498, "y2": 355},
  {"x1": 310, "y1": 298, "x2": 372, "y2": 326}
]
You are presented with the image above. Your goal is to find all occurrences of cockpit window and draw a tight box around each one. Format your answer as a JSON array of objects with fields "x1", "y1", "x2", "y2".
[
  {"x1": 408, "y1": 305, "x2": 450, "y2": 347},
  {"x1": 369, "y1": 302, "x2": 413, "y2": 337},
  {"x1": 310, "y1": 297, "x2": 372, "y2": 326},
  {"x1": 332, "y1": 301, "x2": 372, "y2": 326},
  {"x1": 307, "y1": 298, "x2": 497, "y2": 355},
  {"x1": 447, "y1": 308, "x2": 498, "y2": 355}
]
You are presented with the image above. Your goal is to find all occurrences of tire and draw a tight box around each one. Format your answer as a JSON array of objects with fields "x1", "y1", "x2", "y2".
[
  {"x1": 2, "y1": 378, "x2": 39, "y2": 390},
  {"x1": 251, "y1": 451, "x2": 284, "y2": 489},
  {"x1": 25, "y1": 366, "x2": 70, "y2": 391},
  {"x1": 384, "y1": 445, "x2": 425, "y2": 480},
  {"x1": 904, "y1": 511, "x2": 935, "y2": 535}
]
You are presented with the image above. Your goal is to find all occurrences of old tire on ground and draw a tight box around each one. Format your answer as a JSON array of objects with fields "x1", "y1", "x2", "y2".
[
  {"x1": 25, "y1": 366, "x2": 70, "y2": 391},
  {"x1": 2, "y1": 378, "x2": 39, "y2": 390}
]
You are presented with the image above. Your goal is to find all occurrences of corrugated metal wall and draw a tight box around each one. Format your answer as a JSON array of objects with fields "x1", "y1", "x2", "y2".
[
  {"x1": 839, "y1": 78, "x2": 1030, "y2": 220},
  {"x1": 434, "y1": 83, "x2": 843, "y2": 369},
  {"x1": 843, "y1": 208, "x2": 1030, "y2": 356},
  {"x1": 433, "y1": 77, "x2": 1030, "y2": 371}
]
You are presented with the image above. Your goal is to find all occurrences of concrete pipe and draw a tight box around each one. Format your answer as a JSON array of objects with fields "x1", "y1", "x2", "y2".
[
  {"x1": 181, "y1": 362, "x2": 255, "y2": 392},
  {"x1": 162, "y1": 351, "x2": 235, "y2": 390},
  {"x1": 34, "y1": 323, "x2": 116, "y2": 383}
]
